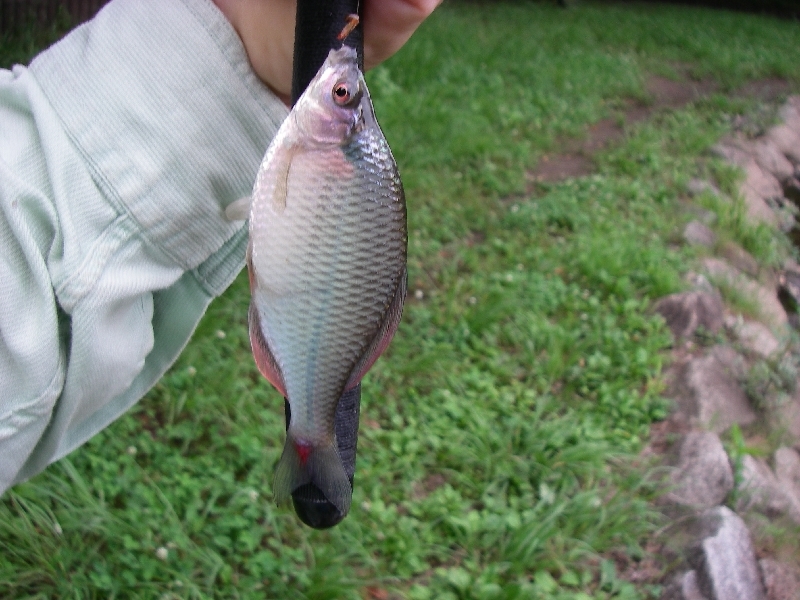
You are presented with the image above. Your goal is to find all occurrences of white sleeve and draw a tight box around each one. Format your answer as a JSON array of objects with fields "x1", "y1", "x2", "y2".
[{"x1": 0, "y1": 0, "x2": 286, "y2": 493}]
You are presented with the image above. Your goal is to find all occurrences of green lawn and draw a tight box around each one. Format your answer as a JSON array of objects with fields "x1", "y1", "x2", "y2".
[{"x1": 2, "y1": 2, "x2": 799, "y2": 598}]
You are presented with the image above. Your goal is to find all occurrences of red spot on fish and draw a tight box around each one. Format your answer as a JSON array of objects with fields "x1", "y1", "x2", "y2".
[{"x1": 295, "y1": 440, "x2": 312, "y2": 466}]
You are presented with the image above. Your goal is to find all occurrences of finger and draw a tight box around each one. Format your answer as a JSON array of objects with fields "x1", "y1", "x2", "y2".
[
  {"x1": 214, "y1": 0, "x2": 296, "y2": 104},
  {"x1": 362, "y1": 0, "x2": 442, "y2": 70}
]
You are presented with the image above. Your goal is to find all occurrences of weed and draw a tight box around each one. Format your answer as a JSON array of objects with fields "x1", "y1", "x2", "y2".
[
  {"x1": 708, "y1": 273, "x2": 764, "y2": 320},
  {"x1": 743, "y1": 355, "x2": 797, "y2": 413}
]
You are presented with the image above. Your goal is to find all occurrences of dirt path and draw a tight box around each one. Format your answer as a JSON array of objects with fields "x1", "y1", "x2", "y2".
[{"x1": 529, "y1": 74, "x2": 792, "y2": 183}]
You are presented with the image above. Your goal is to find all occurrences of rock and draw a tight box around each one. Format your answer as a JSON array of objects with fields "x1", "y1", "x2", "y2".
[
  {"x1": 711, "y1": 138, "x2": 753, "y2": 168},
  {"x1": 739, "y1": 186, "x2": 779, "y2": 228},
  {"x1": 753, "y1": 138, "x2": 795, "y2": 182},
  {"x1": 741, "y1": 159, "x2": 783, "y2": 227},
  {"x1": 722, "y1": 313, "x2": 741, "y2": 332},
  {"x1": 676, "y1": 347, "x2": 756, "y2": 433},
  {"x1": 732, "y1": 320, "x2": 780, "y2": 357},
  {"x1": 738, "y1": 455, "x2": 800, "y2": 524},
  {"x1": 777, "y1": 268, "x2": 800, "y2": 318},
  {"x1": 720, "y1": 243, "x2": 759, "y2": 277},
  {"x1": 778, "y1": 97, "x2": 800, "y2": 132},
  {"x1": 760, "y1": 559, "x2": 800, "y2": 600},
  {"x1": 665, "y1": 432, "x2": 734, "y2": 508},
  {"x1": 701, "y1": 258, "x2": 788, "y2": 329},
  {"x1": 654, "y1": 291, "x2": 724, "y2": 340},
  {"x1": 709, "y1": 140, "x2": 788, "y2": 226},
  {"x1": 783, "y1": 176, "x2": 800, "y2": 205},
  {"x1": 709, "y1": 345, "x2": 747, "y2": 378},
  {"x1": 782, "y1": 259, "x2": 800, "y2": 276},
  {"x1": 683, "y1": 220, "x2": 717, "y2": 247},
  {"x1": 687, "y1": 178, "x2": 721, "y2": 199},
  {"x1": 743, "y1": 150, "x2": 784, "y2": 195},
  {"x1": 765, "y1": 124, "x2": 800, "y2": 164},
  {"x1": 688, "y1": 506, "x2": 766, "y2": 600},
  {"x1": 686, "y1": 205, "x2": 718, "y2": 226},
  {"x1": 685, "y1": 272, "x2": 716, "y2": 294},
  {"x1": 699, "y1": 256, "x2": 741, "y2": 285},
  {"x1": 775, "y1": 389, "x2": 800, "y2": 443},
  {"x1": 662, "y1": 570, "x2": 710, "y2": 600},
  {"x1": 773, "y1": 446, "x2": 800, "y2": 501}
]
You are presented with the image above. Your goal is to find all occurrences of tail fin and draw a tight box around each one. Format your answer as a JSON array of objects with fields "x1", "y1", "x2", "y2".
[{"x1": 273, "y1": 432, "x2": 352, "y2": 516}]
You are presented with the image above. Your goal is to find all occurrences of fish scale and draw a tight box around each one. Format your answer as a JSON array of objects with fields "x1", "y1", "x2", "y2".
[{"x1": 244, "y1": 46, "x2": 406, "y2": 517}]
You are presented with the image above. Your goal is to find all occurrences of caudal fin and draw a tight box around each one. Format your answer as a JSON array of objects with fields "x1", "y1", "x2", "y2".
[{"x1": 273, "y1": 433, "x2": 352, "y2": 516}]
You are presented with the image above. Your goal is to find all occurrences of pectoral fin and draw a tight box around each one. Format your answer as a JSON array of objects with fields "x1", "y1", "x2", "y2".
[
  {"x1": 224, "y1": 196, "x2": 252, "y2": 221},
  {"x1": 268, "y1": 145, "x2": 296, "y2": 212}
]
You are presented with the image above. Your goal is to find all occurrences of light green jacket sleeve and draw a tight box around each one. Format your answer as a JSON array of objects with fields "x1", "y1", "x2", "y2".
[{"x1": 0, "y1": 0, "x2": 287, "y2": 493}]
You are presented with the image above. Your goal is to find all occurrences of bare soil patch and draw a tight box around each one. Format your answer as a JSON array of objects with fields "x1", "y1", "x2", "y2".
[{"x1": 529, "y1": 75, "x2": 791, "y2": 185}]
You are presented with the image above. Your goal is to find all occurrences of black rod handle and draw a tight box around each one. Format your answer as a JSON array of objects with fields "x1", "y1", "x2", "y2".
[{"x1": 291, "y1": 0, "x2": 363, "y2": 105}]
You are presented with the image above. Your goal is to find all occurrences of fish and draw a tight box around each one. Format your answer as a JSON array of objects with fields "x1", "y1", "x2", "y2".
[{"x1": 227, "y1": 45, "x2": 407, "y2": 517}]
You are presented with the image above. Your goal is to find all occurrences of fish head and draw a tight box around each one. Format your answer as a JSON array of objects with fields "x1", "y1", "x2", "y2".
[{"x1": 292, "y1": 46, "x2": 367, "y2": 145}]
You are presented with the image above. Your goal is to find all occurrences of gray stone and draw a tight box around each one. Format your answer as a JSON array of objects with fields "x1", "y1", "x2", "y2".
[
  {"x1": 748, "y1": 285, "x2": 789, "y2": 335},
  {"x1": 778, "y1": 266, "x2": 800, "y2": 315},
  {"x1": 688, "y1": 506, "x2": 766, "y2": 600},
  {"x1": 739, "y1": 186, "x2": 777, "y2": 227},
  {"x1": 665, "y1": 432, "x2": 734, "y2": 508},
  {"x1": 738, "y1": 455, "x2": 800, "y2": 524},
  {"x1": 654, "y1": 291, "x2": 724, "y2": 340},
  {"x1": 721, "y1": 243, "x2": 759, "y2": 277},
  {"x1": 753, "y1": 138, "x2": 795, "y2": 182},
  {"x1": 709, "y1": 345, "x2": 748, "y2": 379},
  {"x1": 773, "y1": 446, "x2": 800, "y2": 502},
  {"x1": 778, "y1": 96, "x2": 800, "y2": 133},
  {"x1": 662, "y1": 570, "x2": 710, "y2": 600},
  {"x1": 687, "y1": 178, "x2": 721, "y2": 199},
  {"x1": 681, "y1": 571, "x2": 709, "y2": 600},
  {"x1": 765, "y1": 124, "x2": 800, "y2": 165},
  {"x1": 701, "y1": 258, "x2": 788, "y2": 329},
  {"x1": 711, "y1": 138, "x2": 753, "y2": 168},
  {"x1": 687, "y1": 205, "x2": 719, "y2": 227},
  {"x1": 760, "y1": 559, "x2": 800, "y2": 600},
  {"x1": 775, "y1": 391, "x2": 800, "y2": 443},
  {"x1": 700, "y1": 256, "x2": 742, "y2": 285},
  {"x1": 723, "y1": 313, "x2": 742, "y2": 332},
  {"x1": 677, "y1": 348, "x2": 756, "y2": 433},
  {"x1": 733, "y1": 320, "x2": 780, "y2": 358},
  {"x1": 684, "y1": 220, "x2": 717, "y2": 247},
  {"x1": 685, "y1": 272, "x2": 716, "y2": 294},
  {"x1": 741, "y1": 159, "x2": 783, "y2": 227}
]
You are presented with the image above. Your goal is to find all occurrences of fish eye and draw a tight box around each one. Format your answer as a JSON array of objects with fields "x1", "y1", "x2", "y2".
[{"x1": 332, "y1": 82, "x2": 352, "y2": 105}]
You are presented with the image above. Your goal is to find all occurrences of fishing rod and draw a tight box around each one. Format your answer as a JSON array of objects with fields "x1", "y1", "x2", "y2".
[{"x1": 287, "y1": 0, "x2": 364, "y2": 530}]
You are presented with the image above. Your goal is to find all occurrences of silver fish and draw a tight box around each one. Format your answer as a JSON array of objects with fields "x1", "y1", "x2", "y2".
[{"x1": 231, "y1": 46, "x2": 407, "y2": 516}]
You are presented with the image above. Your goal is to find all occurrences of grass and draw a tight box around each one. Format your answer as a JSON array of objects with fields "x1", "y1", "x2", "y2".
[
  {"x1": 0, "y1": 6, "x2": 72, "y2": 66},
  {"x1": 2, "y1": 1, "x2": 800, "y2": 598}
]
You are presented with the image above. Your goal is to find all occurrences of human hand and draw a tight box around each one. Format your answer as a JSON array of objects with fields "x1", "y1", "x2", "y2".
[{"x1": 212, "y1": 0, "x2": 442, "y2": 105}]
